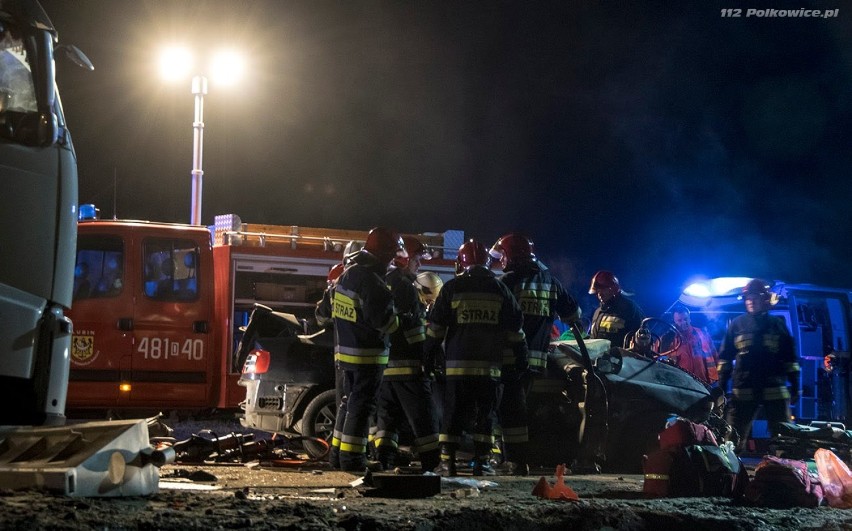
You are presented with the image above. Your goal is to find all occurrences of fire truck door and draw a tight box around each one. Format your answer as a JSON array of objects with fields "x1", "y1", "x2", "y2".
[
  {"x1": 130, "y1": 237, "x2": 212, "y2": 407},
  {"x1": 68, "y1": 234, "x2": 132, "y2": 408}
]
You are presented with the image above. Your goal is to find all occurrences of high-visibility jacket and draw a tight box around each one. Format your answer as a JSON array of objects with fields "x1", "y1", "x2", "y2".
[
  {"x1": 590, "y1": 295, "x2": 644, "y2": 349},
  {"x1": 383, "y1": 267, "x2": 427, "y2": 380},
  {"x1": 499, "y1": 261, "x2": 580, "y2": 372},
  {"x1": 426, "y1": 265, "x2": 525, "y2": 380},
  {"x1": 718, "y1": 312, "x2": 799, "y2": 401},
  {"x1": 319, "y1": 255, "x2": 398, "y2": 369},
  {"x1": 663, "y1": 326, "x2": 719, "y2": 384}
]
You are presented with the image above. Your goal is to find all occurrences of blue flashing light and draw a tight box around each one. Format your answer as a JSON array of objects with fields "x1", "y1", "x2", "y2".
[
  {"x1": 78, "y1": 203, "x2": 100, "y2": 221},
  {"x1": 683, "y1": 277, "x2": 753, "y2": 298},
  {"x1": 683, "y1": 283, "x2": 712, "y2": 298}
]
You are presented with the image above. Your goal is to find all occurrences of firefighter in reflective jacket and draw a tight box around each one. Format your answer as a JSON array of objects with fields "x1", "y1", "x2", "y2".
[
  {"x1": 718, "y1": 279, "x2": 800, "y2": 453},
  {"x1": 489, "y1": 232, "x2": 581, "y2": 476},
  {"x1": 317, "y1": 227, "x2": 405, "y2": 471},
  {"x1": 425, "y1": 239, "x2": 527, "y2": 476},
  {"x1": 316, "y1": 262, "x2": 347, "y2": 408},
  {"x1": 589, "y1": 270, "x2": 644, "y2": 348},
  {"x1": 374, "y1": 236, "x2": 441, "y2": 472}
]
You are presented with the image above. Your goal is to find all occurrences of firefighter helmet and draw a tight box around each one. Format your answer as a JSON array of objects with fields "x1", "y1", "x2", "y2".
[
  {"x1": 414, "y1": 271, "x2": 444, "y2": 304},
  {"x1": 489, "y1": 232, "x2": 536, "y2": 270},
  {"x1": 394, "y1": 235, "x2": 432, "y2": 269},
  {"x1": 455, "y1": 239, "x2": 490, "y2": 274},
  {"x1": 364, "y1": 227, "x2": 407, "y2": 264},
  {"x1": 327, "y1": 262, "x2": 345, "y2": 286},
  {"x1": 742, "y1": 278, "x2": 769, "y2": 296},
  {"x1": 588, "y1": 270, "x2": 621, "y2": 295}
]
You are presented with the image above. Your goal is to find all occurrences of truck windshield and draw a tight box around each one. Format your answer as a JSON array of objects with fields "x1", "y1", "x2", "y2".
[{"x1": 0, "y1": 29, "x2": 37, "y2": 114}]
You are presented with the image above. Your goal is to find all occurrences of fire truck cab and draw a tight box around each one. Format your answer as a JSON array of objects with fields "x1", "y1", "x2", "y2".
[{"x1": 67, "y1": 212, "x2": 461, "y2": 415}]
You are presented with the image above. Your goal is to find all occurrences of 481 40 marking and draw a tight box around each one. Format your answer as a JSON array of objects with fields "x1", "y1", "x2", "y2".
[{"x1": 138, "y1": 336, "x2": 204, "y2": 360}]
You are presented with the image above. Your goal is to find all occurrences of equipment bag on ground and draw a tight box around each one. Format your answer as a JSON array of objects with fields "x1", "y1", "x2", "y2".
[
  {"x1": 744, "y1": 455, "x2": 823, "y2": 507},
  {"x1": 644, "y1": 417, "x2": 748, "y2": 498}
]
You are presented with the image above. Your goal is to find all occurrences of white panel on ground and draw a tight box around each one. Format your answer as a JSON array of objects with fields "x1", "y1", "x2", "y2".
[{"x1": 0, "y1": 419, "x2": 160, "y2": 497}]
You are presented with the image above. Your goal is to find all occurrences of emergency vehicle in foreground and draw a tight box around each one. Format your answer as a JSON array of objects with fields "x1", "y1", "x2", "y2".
[
  {"x1": 67, "y1": 212, "x2": 461, "y2": 416},
  {"x1": 669, "y1": 277, "x2": 852, "y2": 424},
  {"x1": 0, "y1": 1, "x2": 166, "y2": 497}
]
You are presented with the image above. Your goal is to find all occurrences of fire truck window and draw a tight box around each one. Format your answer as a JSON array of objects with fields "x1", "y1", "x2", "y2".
[
  {"x1": 143, "y1": 239, "x2": 200, "y2": 302},
  {"x1": 74, "y1": 236, "x2": 124, "y2": 301}
]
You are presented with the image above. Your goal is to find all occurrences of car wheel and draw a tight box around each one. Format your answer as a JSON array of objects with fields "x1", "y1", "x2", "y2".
[{"x1": 301, "y1": 389, "x2": 337, "y2": 459}]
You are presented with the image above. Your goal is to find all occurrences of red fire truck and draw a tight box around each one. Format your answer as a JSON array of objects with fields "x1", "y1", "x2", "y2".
[{"x1": 67, "y1": 211, "x2": 461, "y2": 414}]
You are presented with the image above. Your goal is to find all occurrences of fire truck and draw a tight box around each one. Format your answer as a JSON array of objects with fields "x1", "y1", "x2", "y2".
[
  {"x1": 66, "y1": 211, "x2": 461, "y2": 415},
  {"x1": 669, "y1": 277, "x2": 852, "y2": 424}
]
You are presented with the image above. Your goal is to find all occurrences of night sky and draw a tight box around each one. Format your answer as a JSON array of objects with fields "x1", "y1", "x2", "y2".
[{"x1": 39, "y1": 0, "x2": 852, "y2": 317}]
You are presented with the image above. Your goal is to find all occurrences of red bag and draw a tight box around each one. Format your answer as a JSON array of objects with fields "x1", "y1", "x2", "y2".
[
  {"x1": 643, "y1": 449, "x2": 675, "y2": 498},
  {"x1": 658, "y1": 417, "x2": 718, "y2": 450}
]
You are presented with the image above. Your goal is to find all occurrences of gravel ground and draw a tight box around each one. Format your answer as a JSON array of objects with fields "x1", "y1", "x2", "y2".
[
  {"x1": 5, "y1": 417, "x2": 852, "y2": 530},
  {"x1": 3, "y1": 460, "x2": 852, "y2": 530}
]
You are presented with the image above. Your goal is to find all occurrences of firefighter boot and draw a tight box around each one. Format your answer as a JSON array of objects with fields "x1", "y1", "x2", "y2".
[
  {"x1": 376, "y1": 445, "x2": 396, "y2": 471},
  {"x1": 472, "y1": 455, "x2": 496, "y2": 476},
  {"x1": 329, "y1": 446, "x2": 341, "y2": 470},
  {"x1": 419, "y1": 448, "x2": 441, "y2": 474},
  {"x1": 501, "y1": 444, "x2": 530, "y2": 476},
  {"x1": 434, "y1": 445, "x2": 457, "y2": 477}
]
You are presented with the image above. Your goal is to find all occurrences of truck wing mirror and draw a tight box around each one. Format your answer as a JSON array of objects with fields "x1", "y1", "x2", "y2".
[{"x1": 57, "y1": 44, "x2": 94, "y2": 71}]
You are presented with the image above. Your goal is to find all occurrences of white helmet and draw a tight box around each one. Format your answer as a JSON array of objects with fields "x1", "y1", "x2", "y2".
[
  {"x1": 342, "y1": 240, "x2": 364, "y2": 264},
  {"x1": 414, "y1": 272, "x2": 444, "y2": 304}
]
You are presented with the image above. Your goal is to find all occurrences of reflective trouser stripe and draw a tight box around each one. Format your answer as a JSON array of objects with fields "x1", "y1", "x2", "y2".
[
  {"x1": 446, "y1": 367, "x2": 501, "y2": 377},
  {"x1": 414, "y1": 433, "x2": 440, "y2": 453},
  {"x1": 374, "y1": 438, "x2": 399, "y2": 449},
  {"x1": 339, "y1": 432, "x2": 369, "y2": 453},
  {"x1": 472, "y1": 433, "x2": 495, "y2": 445},
  {"x1": 383, "y1": 367, "x2": 420, "y2": 377},
  {"x1": 645, "y1": 474, "x2": 669, "y2": 480},
  {"x1": 335, "y1": 352, "x2": 389, "y2": 364},
  {"x1": 439, "y1": 434, "x2": 463, "y2": 445}
]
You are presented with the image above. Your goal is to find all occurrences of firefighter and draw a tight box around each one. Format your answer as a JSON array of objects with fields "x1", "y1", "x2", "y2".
[
  {"x1": 588, "y1": 270, "x2": 644, "y2": 349},
  {"x1": 316, "y1": 227, "x2": 404, "y2": 471},
  {"x1": 718, "y1": 279, "x2": 800, "y2": 453},
  {"x1": 374, "y1": 236, "x2": 441, "y2": 472},
  {"x1": 316, "y1": 262, "x2": 347, "y2": 413},
  {"x1": 414, "y1": 271, "x2": 444, "y2": 311},
  {"x1": 425, "y1": 239, "x2": 527, "y2": 476},
  {"x1": 488, "y1": 232, "x2": 580, "y2": 476}
]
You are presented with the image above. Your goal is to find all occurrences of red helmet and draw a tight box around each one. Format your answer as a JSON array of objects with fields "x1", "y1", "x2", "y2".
[
  {"x1": 394, "y1": 236, "x2": 432, "y2": 269},
  {"x1": 742, "y1": 279, "x2": 770, "y2": 298},
  {"x1": 589, "y1": 270, "x2": 621, "y2": 295},
  {"x1": 455, "y1": 239, "x2": 490, "y2": 274},
  {"x1": 489, "y1": 232, "x2": 535, "y2": 270},
  {"x1": 364, "y1": 227, "x2": 407, "y2": 264},
  {"x1": 327, "y1": 263, "x2": 345, "y2": 285}
]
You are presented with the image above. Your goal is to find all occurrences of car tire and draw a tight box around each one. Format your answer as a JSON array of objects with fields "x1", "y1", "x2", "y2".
[{"x1": 301, "y1": 389, "x2": 337, "y2": 459}]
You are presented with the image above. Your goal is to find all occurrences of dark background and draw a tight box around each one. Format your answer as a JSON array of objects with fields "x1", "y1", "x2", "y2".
[{"x1": 39, "y1": 0, "x2": 852, "y2": 317}]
